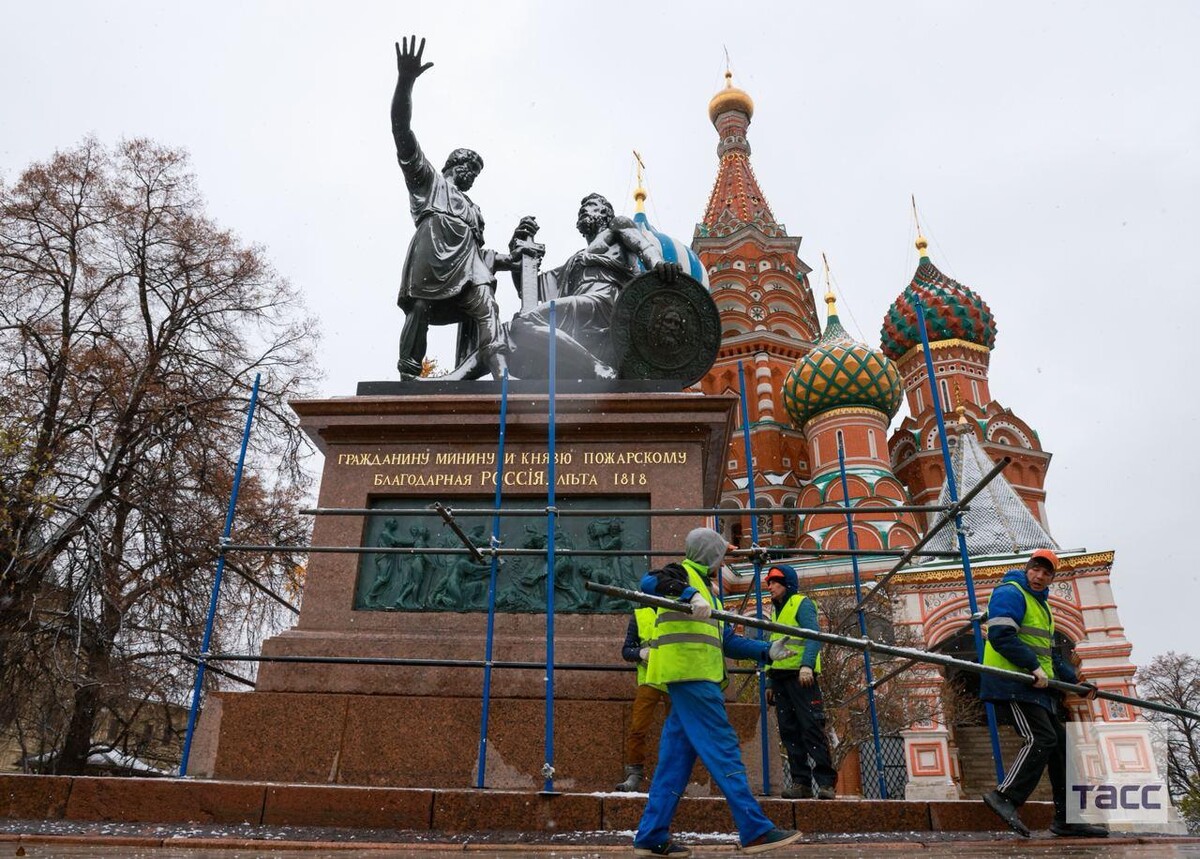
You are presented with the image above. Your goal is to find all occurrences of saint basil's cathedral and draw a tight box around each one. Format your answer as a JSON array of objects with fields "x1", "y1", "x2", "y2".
[{"x1": 684, "y1": 71, "x2": 1137, "y2": 799}]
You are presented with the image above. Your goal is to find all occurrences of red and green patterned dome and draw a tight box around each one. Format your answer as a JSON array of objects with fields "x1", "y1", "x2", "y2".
[
  {"x1": 783, "y1": 295, "x2": 903, "y2": 428},
  {"x1": 880, "y1": 238, "x2": 997, "y2": 360}
]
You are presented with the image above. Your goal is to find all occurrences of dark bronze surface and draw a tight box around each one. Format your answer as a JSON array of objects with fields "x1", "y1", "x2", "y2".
[
  {"x1": 612, "y1": 271, "x2": 722, "y2": 386},
  {"x1": 355, "y1": 498, "x2": 649, "y2": 612}
]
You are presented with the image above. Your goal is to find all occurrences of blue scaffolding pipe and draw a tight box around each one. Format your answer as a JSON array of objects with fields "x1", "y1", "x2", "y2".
[
  {"x1": 913, "y1": 295, "x2": 1005, "y2": 783},
  {"x1": 737, "y1": 361, "x2": 771, "y2": 796},
  {"x1": 543, "y1": 301, "x2": 558, "y2": 794},
  {"x1": 476, "y1": 369, "x2": 511, "y2": 789},
  {"x1": 835, "y1": 436, "x2": 888, "y2": 799},
  {"x1": 180, "y1": 373, "x2": 260, "y2": 776}
]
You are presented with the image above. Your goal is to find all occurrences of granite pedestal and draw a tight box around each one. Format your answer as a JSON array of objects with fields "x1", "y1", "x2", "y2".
[{"x1": 197, "y1": 383, "x2": 772, "y2": 791}]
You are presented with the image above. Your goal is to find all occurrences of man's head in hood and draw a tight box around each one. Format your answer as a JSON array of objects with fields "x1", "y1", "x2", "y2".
[
  {"x1": 684, "y1": 527, "x2": 733, "y2": 572},
  {"x1": 765, "y1": 564, "x2": 799, "y2": 604}
]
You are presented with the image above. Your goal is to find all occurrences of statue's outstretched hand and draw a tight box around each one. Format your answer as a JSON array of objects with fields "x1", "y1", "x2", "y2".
[
  {"x1": 654, "y1": 261, "x2": 681, "y2": 283},
  {"x1": 395, "y1": 36, "x2": 434, "y2": 82}
]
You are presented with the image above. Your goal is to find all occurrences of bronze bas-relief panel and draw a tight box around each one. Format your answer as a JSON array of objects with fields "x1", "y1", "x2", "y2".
[{"x1": 356, "y1": 495, "x2": 649, "y2": 613}]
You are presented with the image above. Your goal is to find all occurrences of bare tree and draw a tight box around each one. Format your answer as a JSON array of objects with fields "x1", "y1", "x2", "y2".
[
  {"x1": 814, "y1": 589, "x2": 931, "y2": 771},
  {"x1": 0, "y1": 138, "x2": 318, "y2": 773},
  {"x1": 1137, "y1": 652, "x2": 1200, "y2": 831}
]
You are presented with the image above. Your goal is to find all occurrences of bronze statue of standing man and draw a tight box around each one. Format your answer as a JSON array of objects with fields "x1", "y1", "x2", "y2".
[{"x1": 392, "y1": 36, "x2": 508, "y2": 380}]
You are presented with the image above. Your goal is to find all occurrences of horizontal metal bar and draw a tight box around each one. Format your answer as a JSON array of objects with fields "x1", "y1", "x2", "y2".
[
  {"x1": 585, "y1": 581, "x2": 1200, "y2": 722},
  {"x1": 299, "y1": 504, "x2": 956, "y2": 518},
  {"x1": 221, "y1": 543, "x2": 961, "y2": 560},
  {"x1": 195, "y1": 652, "x2": 758, "y2": 675},
  {"x1": 179, "y1": 654, "x2": 257, "y2": 688}
]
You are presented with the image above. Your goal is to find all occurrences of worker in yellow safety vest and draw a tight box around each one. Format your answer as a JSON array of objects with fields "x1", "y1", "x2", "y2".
[
  {"x1": 980, "y1": 548, "x2": 1105, "y2": 839},
  {"x1": 764, "y1": 564, "x2": 836, "y2": 800},
  {"x1": 632, "y1": 528, "x2": 803, "y2": 858},
  {"x1": 616, "y1": 605, "x2": 670, "y2": 791}
]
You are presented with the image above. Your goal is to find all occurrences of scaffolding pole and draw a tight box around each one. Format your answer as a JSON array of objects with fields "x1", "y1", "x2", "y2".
[
  {"x1": 477, "y1": 369, "x2": 511, "y2": 788},
  {"x1": 913, "y1": 294, "x2": 1004, "y2": 784},
  {"x1": 542, "y1": 301, "x2": 558, "y2": 795},
  {"x1": 223, "y1": 543, "x2": 962, "y2": 560},
  {"x1": 835, "y1": 436, "x2": 887, "y2": 798},
  {"x1": 737, "y1": 360, "x2": 771, "y2": 795},
  {"x1": 299, "y1": 504, "x2": 959, "y2": 518},
  {"x1": 583, "y1": 582, "x2": 1200, "y2": 722},
  {"x1": 180, "y1": 373, "x2": 260, "y2": 777}
]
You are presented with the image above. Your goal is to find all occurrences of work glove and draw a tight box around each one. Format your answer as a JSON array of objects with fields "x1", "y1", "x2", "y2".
[
  {"x1": 638, "y1": 647, "x2": 650, "y2": 663},
  {"x1": 798, "y1": 666, "x2": 815, "y2": 686},
  {"x1": 1077, "y1": 680, "x2": 1099, "y2": 700},
  {"x1": 768, "y1": 638, "x2": 796, "y2": 662},
  {"x1": 766, "y1": 687, "x2": 775, "y2": 705},
  {"x1": 688, "y1": 592, "x2": 713, "y2": 620},
  {"x1": 1031, "y1": 667, "x2": 1050, "y2": 688}
]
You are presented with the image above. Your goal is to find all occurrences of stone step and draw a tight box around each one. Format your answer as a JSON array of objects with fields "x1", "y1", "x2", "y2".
[{"x1": 0, "y1": 774, "x2": 1055, "y2": 834}]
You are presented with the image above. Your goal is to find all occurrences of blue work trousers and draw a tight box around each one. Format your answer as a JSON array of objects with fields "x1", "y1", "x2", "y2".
[{"x1": 634, "y1": 680, "x2": 774, "y2": 847}]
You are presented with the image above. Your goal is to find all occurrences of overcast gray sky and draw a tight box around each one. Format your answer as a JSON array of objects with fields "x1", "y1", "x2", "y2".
[{"x1": 3, "y1": 1, "x2": 1197, "y2": 666}]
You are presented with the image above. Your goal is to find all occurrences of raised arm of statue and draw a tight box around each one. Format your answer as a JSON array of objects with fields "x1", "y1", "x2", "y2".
[{"x1": 391, "y1": 36, "x2": 434, "y2": 164}]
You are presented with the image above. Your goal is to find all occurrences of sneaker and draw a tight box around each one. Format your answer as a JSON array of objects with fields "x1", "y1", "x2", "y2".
[
  {"x1": 741, "y1": 828, "x2": 802, "y2": 854},
  {"x1": 982, "y1": 790, "x2": 1030, "y2": 837},
  {"x1": 815, "y1": 786, "x2": 836, "y2": 800},
  {"x1": 1050, "y1": 820, "x2": 1109, "y2": 838},
  {"x1": 634, "y1": 841, "x2": 691, "y2": 858},
  {"x1": 781, "y1": 785, "x2": 812, "y2": 799}
]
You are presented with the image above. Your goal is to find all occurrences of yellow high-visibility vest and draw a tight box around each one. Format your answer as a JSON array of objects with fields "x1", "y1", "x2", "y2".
[
  {"x1": 982, "y1": 581, "x2": 1055, "y2": 677},
  {"x1": 645, "y1": 559, "x2": 726, "y2": 689},
  {"x1": 634, "y1": 606, "x2": 656, "y2": 686},
  {"x1": 770, "y1": 593, "x2": 821, "y2": 673}
]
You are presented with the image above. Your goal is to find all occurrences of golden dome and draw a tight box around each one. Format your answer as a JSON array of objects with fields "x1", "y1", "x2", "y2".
[{"x1": 708, "y1": 70, "x2": 754, "y2": 123}]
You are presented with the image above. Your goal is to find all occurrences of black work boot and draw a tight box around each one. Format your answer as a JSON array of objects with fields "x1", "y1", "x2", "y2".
[
  {"x1": 1050, "y1": 819, "x2": 1109, "y2": 838},
  {"x1": 616, "y1": 764, "x2": 645, "y2": 792},
  {"x1": 982, "y1": 790, "x2": 1031, "y2": 837}
]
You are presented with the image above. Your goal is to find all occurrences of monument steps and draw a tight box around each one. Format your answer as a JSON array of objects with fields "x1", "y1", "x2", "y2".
[{"x1": 0, "y1": 773, "x2": 1055, "y2": 835}]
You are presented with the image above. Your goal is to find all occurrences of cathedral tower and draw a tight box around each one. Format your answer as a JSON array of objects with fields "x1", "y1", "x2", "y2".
[
  {"x1": 694, "y1": 71, "x2": 821, "y2": 547},
  {"x1": 881, "y1": 237, "x2": 1053, "y2": 529}
]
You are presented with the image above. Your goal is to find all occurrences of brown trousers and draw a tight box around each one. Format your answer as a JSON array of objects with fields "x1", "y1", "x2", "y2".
[{"x1": 625, "y1": 683, "x2": 671, "y2": 766}]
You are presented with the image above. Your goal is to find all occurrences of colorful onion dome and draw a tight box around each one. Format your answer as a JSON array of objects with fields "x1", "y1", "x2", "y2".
[
  {"x1": 708, "y1": 70, "x2": 754, "y2": 123},
  {"x1": 783, "y1": 293, "x2": 904, "y2": 427},
  {"x1": 880, "y1": 236, "x2": 997, "y2": 360},
  {"x1": 634, "y1": 210, "x2": 710, "y2": 288}
]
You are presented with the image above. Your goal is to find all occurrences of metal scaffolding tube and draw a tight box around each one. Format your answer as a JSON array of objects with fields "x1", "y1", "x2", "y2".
[
  {"x1": 542, "y1": 302, "x2": 559, "y2": 795},
  {"x1": 180, "y1": 373, "x2": 260, "y2": 777},
  {"x1": 477, "y1": 368, "x2": 510, "y2": 788},
  {"x1": 220, "y1": 559, "x2": 300, "y2": 616},
  {"x1": 221, "y1": 543, "x2": 962, "y2": 560},
  {"x1": 196, "y1": 652, "x2": 762, "y2": 676},
  {"x1": 737, "y1": 360, "x2": 772, "y2": 795},
  {"x1": 178, "y1": 654, "x2": 257, "y2": 688},
  {"x1": 913, "y1": 294, "x2": 1004, "y2": 784},
  {"x1": 836, "y1": 435, "x2": 887, "y2": 798},
  {"x1": 300, "y1": 504, "x2": 957, "y2": 518},
  {"x1": 584, "y1": 582, "x2": 1200, "y2": 722}
]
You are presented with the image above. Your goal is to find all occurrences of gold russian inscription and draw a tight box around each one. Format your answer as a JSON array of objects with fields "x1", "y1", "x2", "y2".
[{"x1": 372, "y1": 472, "x2": 474, "y2": 487}]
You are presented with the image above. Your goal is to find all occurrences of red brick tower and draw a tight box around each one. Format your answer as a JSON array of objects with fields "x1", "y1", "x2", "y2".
[
  {"x1": 881, "y1": 236, "x2": 1053, "y2": 530},
  {"x1": 693, "y1": 71, "x2": 822, "y2": 547}
]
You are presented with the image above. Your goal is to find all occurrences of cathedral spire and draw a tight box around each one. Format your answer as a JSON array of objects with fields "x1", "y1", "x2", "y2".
[
  {"x1": 701, "y1": 70, "x2": 781, "y2": 238},
  {"x1": 633, "y1": 149, "x2": 647, "y2": 214}
]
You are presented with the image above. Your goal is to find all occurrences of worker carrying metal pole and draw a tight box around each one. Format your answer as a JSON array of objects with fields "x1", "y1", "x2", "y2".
[{"x1": 583, "y1": 580, "x2": 1200, "y2": 723}]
